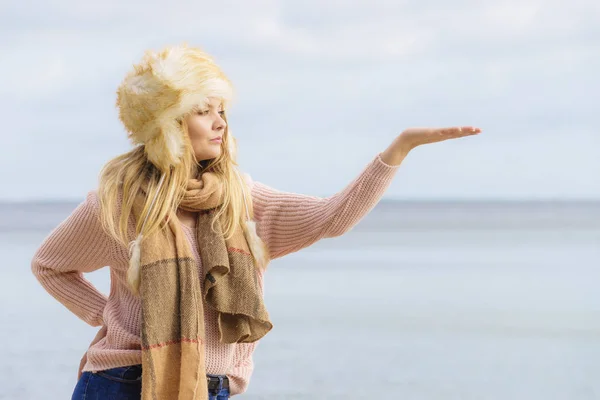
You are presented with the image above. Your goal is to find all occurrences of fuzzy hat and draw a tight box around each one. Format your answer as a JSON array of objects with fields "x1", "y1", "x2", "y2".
[{"x1": 116, "y1": 43, "x2": 233, "y2": 172}]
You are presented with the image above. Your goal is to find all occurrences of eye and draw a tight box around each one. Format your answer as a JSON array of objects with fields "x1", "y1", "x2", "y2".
[
  {"x1": 197, "y1": 109, "x2": 209, "y2": 116},
  {"x1": 218, "y1": 110, "x2": 225, "y2": 116}
]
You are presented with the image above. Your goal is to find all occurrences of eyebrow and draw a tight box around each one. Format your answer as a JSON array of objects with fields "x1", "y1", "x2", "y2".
[{"x1": 204, "y1": 102, "x2": 224, "y2": 110}]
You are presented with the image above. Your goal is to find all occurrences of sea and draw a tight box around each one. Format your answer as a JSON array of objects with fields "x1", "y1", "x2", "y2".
[{"x1": 1, "y1": 200, "x2": 599, "y2": 399}]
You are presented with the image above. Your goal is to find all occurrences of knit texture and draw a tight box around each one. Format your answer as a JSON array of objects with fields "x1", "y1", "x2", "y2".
[{"x1": 31, "y1": 153, "x2": 399, "y2": 396}]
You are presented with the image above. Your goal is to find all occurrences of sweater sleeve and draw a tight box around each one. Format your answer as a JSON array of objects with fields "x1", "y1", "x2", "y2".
[
  {"x1": 249, "y1": 153, "x2": 400, "y2": 260},
  {"x1": 31, "y1": 190, "x2": 115, "y2": 327}
]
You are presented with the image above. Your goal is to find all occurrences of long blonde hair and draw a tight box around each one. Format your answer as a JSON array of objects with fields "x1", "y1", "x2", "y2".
[{"x1": 97, "y1": 112, "x2": 253, "y2": 257}]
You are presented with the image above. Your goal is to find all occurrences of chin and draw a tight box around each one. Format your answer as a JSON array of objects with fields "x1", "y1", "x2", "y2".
[{"x1": 195, "y1": 151, "x2": 221, "y2": 163}]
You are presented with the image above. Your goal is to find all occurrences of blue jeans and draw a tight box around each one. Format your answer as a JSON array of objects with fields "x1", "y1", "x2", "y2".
[{"x1": 72, "y1": 365, "x2": 230, "y2": 399}]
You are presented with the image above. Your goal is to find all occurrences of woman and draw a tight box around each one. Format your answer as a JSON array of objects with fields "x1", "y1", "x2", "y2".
[{"x1": 31, "y1": 44, "x2": 481, "y2": 400}]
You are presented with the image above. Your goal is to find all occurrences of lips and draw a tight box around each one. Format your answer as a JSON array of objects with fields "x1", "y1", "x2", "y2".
[{"x1": 210, "y1": 137, "x2": 222, "y2": 142}]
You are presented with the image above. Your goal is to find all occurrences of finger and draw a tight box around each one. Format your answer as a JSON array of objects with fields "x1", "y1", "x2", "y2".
[
  {"x1": 438, "y1": 126, "x2": 481, "y2": 138},
  {"x1": 458, "y1": 126, "x2": 481, "y2": 135}
]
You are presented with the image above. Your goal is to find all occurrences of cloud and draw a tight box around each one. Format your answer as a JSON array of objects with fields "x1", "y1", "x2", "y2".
[{"x1": 0, "y1": 0, "x2": 598, "y2": 200}]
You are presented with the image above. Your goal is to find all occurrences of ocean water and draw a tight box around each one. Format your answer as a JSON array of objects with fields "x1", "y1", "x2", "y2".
[{"x1": 1, "y1": 200, "x2": 599, "y2": 400}]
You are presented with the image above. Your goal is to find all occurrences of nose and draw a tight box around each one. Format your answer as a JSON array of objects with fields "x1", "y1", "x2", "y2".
[{"x1": 214, "y1": 114, "x2": 226, "y2": 131}]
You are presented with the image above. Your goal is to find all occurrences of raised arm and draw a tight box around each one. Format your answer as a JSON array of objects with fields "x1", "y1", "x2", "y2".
[
  {"x1": 31, "y1": 191, "x2": 116, "y2": 327},
  {"x1": 249, "y1": 153, "x2": 400, "y2": 259}
]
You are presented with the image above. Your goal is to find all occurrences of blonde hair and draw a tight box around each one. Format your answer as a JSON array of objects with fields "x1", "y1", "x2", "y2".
[
  {"x1": 97, "y1": 112, "x2": 254, "y2": 263},
  {"x1": 100, "y1": 43, "x2": 269, "y2": 294}
]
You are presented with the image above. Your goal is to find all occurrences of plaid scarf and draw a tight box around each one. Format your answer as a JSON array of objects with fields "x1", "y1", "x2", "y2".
[{"x1": 133, "y1": 172, "x2": 272, "y2": 400}]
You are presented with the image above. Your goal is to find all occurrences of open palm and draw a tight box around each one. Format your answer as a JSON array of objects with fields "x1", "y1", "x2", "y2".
[{"x1": 399, "y1": 126, "x2": 482, "y2": 150}]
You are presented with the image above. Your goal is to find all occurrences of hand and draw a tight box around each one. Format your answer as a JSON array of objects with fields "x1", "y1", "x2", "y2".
[
  {"x1": 399, "y1": 126, "x2": 482, "y2": 150},
  {"x1": 380, "y1": 126, "x2": 482, "y2": 166},
  {"x1": 77, "y1": 325, "x2": 107, "y2": 380},
  {"x1": 77, "y1": 352, "x2": 87, "y2": 380}
]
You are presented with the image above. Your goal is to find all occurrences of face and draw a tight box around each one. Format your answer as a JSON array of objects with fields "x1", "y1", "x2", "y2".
[{"x1": 184, "y1": 97, "x2": 227, "y2": 162}]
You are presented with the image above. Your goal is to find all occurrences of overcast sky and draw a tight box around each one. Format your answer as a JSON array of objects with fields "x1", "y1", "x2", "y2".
[{"x1": 1, "y1": 0, "x2": 598, "y2": 201}]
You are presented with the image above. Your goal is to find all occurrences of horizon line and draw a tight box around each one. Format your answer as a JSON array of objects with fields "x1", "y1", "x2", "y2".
[{"x1": 1, "y1": 197, "x2": 599, "y2": 206}]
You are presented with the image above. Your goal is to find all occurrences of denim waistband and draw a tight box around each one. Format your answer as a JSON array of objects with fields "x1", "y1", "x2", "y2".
[{"x1": 97, "y1": 365, "x2": 229, "y2": 389}]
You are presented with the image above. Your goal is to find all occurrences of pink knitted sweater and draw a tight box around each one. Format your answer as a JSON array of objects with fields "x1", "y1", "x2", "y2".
[{"x1": 31, "y1": 153, "x2": 399, "y2": 396}]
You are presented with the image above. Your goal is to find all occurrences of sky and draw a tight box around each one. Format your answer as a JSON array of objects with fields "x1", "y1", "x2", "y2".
[{"x1": 1, "y1": 0, "x2": 598, "y2": 201}]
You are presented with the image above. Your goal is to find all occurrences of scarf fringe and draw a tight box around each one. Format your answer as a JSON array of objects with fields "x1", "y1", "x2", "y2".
[
  {"x1": 243, "y1": 220, "x2": 269, "y2": 270},
  {"x1": 128, "y1": 234, "x2": 143, "y2": 295}
]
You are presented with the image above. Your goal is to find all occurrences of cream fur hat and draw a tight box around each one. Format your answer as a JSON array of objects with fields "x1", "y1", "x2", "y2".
[{"x1": 116, "y1": 43, "x2": 233, "y2": 171}]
